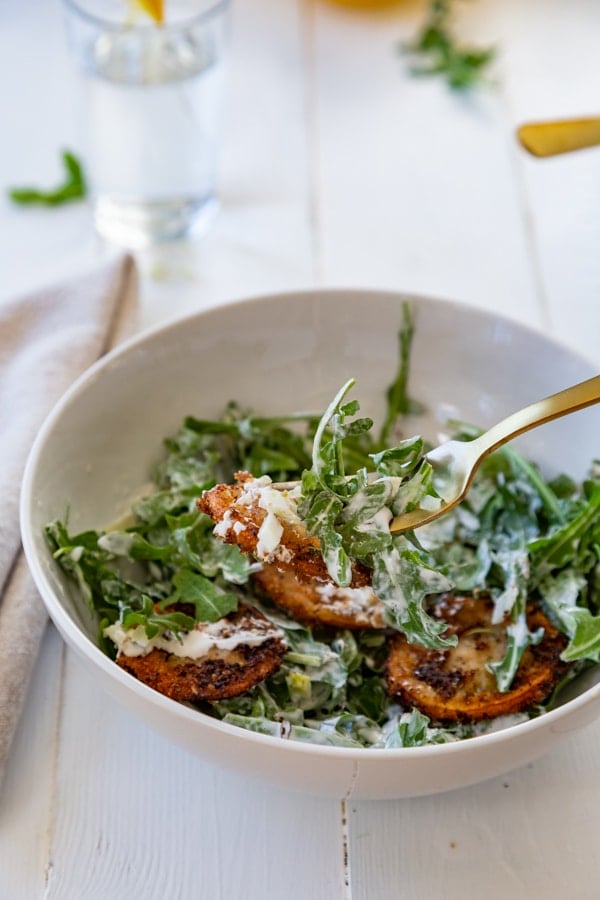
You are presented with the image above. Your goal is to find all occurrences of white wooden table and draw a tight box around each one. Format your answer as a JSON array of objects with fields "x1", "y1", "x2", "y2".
[{"x1": 2, "y1": 1, "x2": 600, "y2": 897}]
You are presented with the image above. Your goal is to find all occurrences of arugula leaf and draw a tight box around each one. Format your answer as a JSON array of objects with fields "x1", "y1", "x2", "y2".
[
  {"x1": 169, "y1": 569, "x2": 238, "y2": 622},
  {"x1": 372, "y1": 542, "x2": 456, "y2": 648},
  {"x1": 402, "y1": 0, "x2": 496, "y2": 91},
  {"x1": 45, "y1": 520, "x2": 143, "y2": 619},
  {"x1": 561, "y1": 609, "x2": 600, "y2": 663},
  {"x1": 370, "y1": 435, "x2": 424, "y2": 477},
  {"x1": 311, "y1": 378, "x2": 357, "y2": 486},
  {"x1": 488, "y1": 616, "x2": 544, "y2": 693},
  {"x1": 184, "y1": 408, "x2": 316, "y2": 481},
  {"x1": 529, "y1": 485, "x2": 600, "y2": 583},
  {"x1": 8, "y1": 150, "x2": 87, "y2": 206},
  {"x1": 130, "y1": 534, "x2": 174, "y2": 562},
  {"x1": 349, "y1": 676, "x2": 389, "y2": 722},
  {"x1": 540, "y1": 570, "x2": 600, "y2": 663},
  {"x1": 379, "y1": 303, "x2": 422, "y2": 446},
  {"x1": 302, "y1": 490, "x2": 353, "y2": 586},
  {"x1": 299, "y1": 372, "x2": 455, "y2": 648},
  {"x1": 121, "y1": 595, "x2": 194, "y2": 640},
  {"x1": 396, "y1": 708, "x2": 431, "y2": 746},
  {"x1": 221, "y1": 715, "x2": 365, "y2": 747}
]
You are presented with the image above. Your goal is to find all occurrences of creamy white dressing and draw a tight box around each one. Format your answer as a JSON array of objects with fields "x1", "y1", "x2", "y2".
[
  {"x1": 342, "y1": 478, "x2": 401, "y2": 521},
  {"x1": 507, "y1": 617, "x2": 530, "y2": 647},
  {"x1": 380, "y1": 548, "x2": 404, "y2": 583},
  {"x1": 356, "y1": 507, "x2": 392, "y2": 534},
  {"x1": 315, "y1": 581, "x2": 381, "y2": 613},
  {"x1": 419, "y1": 566, "x2": 452, "y2": 590},
  {"x1": 104, "y1": 616, "x2": 285, "y2": 660},
  {"x1": 471, "y1": 712, "x2": 529, "y2": 735},
  {"x1": 419, "y1": 494, "x2": 442, "y2": 512},
  {"x1": 324, "y1": 547, "x2": 343, "y2": 577},
  {"x1": 492, "y1": 584, "x2": 518, "y2": 625},
  {"x1": 454, "y1": 505, "x2": 480, "y2": 531},
  {"x1": 98, "y1": 532, "x2": 136, "y2": 555}
]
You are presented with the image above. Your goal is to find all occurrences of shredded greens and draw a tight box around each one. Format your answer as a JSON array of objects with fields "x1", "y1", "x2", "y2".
[{"x1": 45, "y1": 307, "x2": 600, "y2": 748}]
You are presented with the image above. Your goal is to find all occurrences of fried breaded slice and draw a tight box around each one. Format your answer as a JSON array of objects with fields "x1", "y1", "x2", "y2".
[
  {"x1": 253, "y1": 564, "x2": 386, "y2": 630},
  {"x1": 386, "y1": 594, "x2": 568, "y2": 723},
  {"x1": 199, "y1": 473, "x2": 380, "y2": 628},
  {"x1": 114, "y1": 605, "x2": 287, "y2": 703},
  {"x1": 198, "y1": 473, "x2": 372, "y2": 589}
]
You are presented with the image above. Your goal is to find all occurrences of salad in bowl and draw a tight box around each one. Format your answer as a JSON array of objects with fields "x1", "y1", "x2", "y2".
[{"x1": 21, "y1": 289, "x2": 600, "y2": 797}]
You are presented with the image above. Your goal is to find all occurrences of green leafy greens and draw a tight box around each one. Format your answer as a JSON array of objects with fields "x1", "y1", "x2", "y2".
[
  {"x1": 45, "y1": 305, "x2": 600, "y2": 748},
  {"x1": 298, "y1": 378, "x2": 455, "y2": 649}
]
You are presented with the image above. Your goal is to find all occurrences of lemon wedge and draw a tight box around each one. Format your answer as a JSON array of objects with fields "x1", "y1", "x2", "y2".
[{"x1": 130, "y1": 0, "x2": 164, "y2": 24}]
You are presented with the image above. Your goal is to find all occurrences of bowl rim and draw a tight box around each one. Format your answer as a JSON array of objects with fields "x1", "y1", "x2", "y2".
[{"x1": 20, "y1": 285, "x2": 600, "y2": 762}]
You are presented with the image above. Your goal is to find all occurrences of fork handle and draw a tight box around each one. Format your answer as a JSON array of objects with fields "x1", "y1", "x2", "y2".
[
  {"x1": 518, "y1": 118, "x2": 600, "y2": 157},
  {"x1": 471, "y1": 373, "x2": 600, "y2": 460}
]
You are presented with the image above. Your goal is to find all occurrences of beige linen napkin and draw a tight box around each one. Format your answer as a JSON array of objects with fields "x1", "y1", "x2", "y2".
[{"x1": 0, "y1": 254, "x2": 138, "y2": 789}]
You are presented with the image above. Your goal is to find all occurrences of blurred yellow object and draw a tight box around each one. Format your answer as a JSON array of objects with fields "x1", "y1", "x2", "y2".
[
  {"x1": 326, "y1": 0, "x2": 404, "y2": 7},
  {"x1": 131, "y1": 0, "x2": 164, "y2": 23},
  {"x1": 517, "y1": 118, "x2": 600, "y2": 157}
]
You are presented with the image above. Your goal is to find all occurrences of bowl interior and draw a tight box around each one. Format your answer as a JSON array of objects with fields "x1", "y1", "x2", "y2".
[{"x1": 20, "y1": 289, "x2": 600, "y2": 794}]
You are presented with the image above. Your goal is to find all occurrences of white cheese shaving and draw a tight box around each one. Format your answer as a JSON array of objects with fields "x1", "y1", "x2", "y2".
[
  {"x1": 212, "y1": 476, "x2": 302, "y2": 559},
  {"x1": 256, "y1": 511, "x2": 284, "y2": 558}
]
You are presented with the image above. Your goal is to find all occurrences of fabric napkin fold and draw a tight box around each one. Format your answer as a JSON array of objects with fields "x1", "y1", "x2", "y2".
[{"x1": 0, "y1": 254, "x2": 139, "y2": 789}]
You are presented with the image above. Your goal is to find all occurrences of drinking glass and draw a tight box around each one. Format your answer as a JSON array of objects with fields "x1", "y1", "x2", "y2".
[{"x1": 63, "y1": 0, "x2": 231, "y2": 247}]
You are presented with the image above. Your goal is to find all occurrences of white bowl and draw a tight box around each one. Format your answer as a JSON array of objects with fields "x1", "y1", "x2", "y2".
[{"x1": 21, "y1": 289, "x2": 600, "y2": 799}]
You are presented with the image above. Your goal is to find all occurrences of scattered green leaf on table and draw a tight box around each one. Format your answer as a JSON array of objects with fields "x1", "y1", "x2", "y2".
[
  {"x1": 8, "y1": 150, "x2": 87, "y2": 206},
  {"x1": 402, "y1": 0, "x2": 496, "y2": 91}
]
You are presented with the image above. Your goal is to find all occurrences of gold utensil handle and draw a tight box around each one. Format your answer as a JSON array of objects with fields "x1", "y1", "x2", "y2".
[
  {"x1": 470, "y1": 374, "x2": 600, "y2": 460},
  {"x1": 518, "y1": 118, "x2": 600, "y2": 157}
]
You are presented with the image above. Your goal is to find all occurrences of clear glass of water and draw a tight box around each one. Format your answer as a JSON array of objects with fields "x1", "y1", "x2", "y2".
[{"x1": 63, "y1": 0, "x2": 231, "y2": 248}]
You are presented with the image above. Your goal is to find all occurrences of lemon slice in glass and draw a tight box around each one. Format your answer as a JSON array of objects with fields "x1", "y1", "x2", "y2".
[{"x1": 130, "y1": 0, "x2": 164, "y2": 24}]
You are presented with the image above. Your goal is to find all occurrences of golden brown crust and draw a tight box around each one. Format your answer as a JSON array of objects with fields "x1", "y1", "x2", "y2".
[
  {"x1": 116, "y1": 605, "x2": 287, "y2": 702},
  {"x1": 386, "y1": 594, "x2": 568, "y2": 723},
  {"x1": 197, "y1": 474, "x2": 372, "y2": 588},
  {"x1": 198, "y1": 474, "x2": 379, "y2": 629},
  {"x1": 253, "y1": 564, "x2": 386, "y2": 630}
]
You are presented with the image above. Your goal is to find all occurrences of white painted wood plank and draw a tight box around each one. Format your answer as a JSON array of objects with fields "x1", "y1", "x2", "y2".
[
  {"x1": 349, "y1": 719, "x2": 600, "y2": 900},
  {"x1": 489, "y1": 0, "x2": 600, "y2": 366},
  {"x1": 308, "y1": 1, "x2": 543, "y2": 328},
  {"x1": 0, "y1": 627, "x2": 64, "y2": 900},
  {"x1": 45, "y1": 649, "x2": 346, "y2": 900},
  {"x1": 516, "y1": 146, "x2": 600, "y2": 368}
]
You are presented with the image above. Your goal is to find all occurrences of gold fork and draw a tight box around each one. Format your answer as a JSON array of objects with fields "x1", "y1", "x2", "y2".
[
  {"x1": 388, "y1": 373, "x2": 600, "y2": 534},
  {"x1": 273, "y1": 374, "x2": 600, "y2": 533}
]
